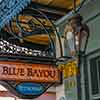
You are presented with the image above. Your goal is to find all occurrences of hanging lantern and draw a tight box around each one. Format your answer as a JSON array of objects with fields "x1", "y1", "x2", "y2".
[{"x1": 64, "y1": 14, "x2": 89, "y2": 56}]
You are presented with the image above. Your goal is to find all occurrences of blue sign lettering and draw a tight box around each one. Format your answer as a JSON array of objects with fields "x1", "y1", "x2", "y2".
[{"x1": 16, "y1": 83, "x2": 45, "y2": 95}]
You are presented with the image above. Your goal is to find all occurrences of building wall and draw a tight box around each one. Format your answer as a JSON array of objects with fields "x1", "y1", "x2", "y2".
[
  {"x1": 55, "y1": 0, "x2": 100, "y2": 100},
  {"x1": 79, "y1": 0, "x2": 100, "y2": 54},
  {"x1": 79, "y1": 1, "x2": 100, "y2": 100},
  {"x1": 55, "y1": 0, "x2": 100, "y2": 54}
]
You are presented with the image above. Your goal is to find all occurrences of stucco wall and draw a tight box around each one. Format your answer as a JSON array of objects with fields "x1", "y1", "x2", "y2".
[
  {"x1": 55, "y1": 0, "x2": 100, "y2": 54},
  {"x1": 79, "y1": 0, "x2": 100, "y2": 54},
  {"x1": 55, "y1": 1, "x2": 100, "y2": 100}
]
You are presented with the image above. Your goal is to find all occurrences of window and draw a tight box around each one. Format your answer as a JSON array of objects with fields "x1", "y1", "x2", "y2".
[
  {"x1": 90, "y1": 56, "x2": 100, "y2": 95},
  {"x1": 85, "y1": 49, "x2": 100, "y2": 100}
]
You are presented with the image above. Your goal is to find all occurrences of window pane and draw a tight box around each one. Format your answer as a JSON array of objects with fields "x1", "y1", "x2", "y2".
[
  {"x1": 90, "y1": 58, "x2": 99, "y2": 95},
  {"x1": 84, "y1": 58, "x2": 90, "y2": 100},
  {"x1": 98, "y1": 60, "x2": 100, "y2": 82}
]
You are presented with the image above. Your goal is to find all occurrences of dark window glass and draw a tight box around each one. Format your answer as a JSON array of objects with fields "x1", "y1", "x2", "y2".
[
  {"x1": 98, "y1": 60, "x2": 100, "y2": 82},
  {"x1": 84, "y1": 58, "x2": 90, "y2": 100},
  {"x1": 90, "y1": 58, "x2": 99, "y2": 95}
]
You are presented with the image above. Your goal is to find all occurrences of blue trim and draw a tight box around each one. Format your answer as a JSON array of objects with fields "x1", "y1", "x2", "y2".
[{"x1": 0, "y1": 0, "x2": 31, "y2": 30}]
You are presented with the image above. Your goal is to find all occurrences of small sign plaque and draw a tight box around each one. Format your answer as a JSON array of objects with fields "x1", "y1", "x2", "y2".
[
  {"x1": 16, "y1": 83, "x2": 45, "y2": 95},
  {"x1": 0, "y1": 61, "x2": 60, "y2": 83}
]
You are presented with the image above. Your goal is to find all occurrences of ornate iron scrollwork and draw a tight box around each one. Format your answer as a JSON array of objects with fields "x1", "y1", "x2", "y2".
[
  {"x1": 0, "y1": 4, "x2": 62, "y2": 99},
  {"x1": 0, "y1": 0, "x2": 31, "y2": 29},
  {"x1": 0, "y1": 39, "x2": 50, "y2": 57}
]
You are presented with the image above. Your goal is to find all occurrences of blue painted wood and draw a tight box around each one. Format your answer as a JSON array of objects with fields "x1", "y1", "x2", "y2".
[{"x1": 0, "y1": 0, "x2": 31, "y2": 29}]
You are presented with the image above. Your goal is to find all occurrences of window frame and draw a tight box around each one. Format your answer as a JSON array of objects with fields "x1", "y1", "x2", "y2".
[{"x1": 85, "y1": 48, "x2": 100, "y2": 100}]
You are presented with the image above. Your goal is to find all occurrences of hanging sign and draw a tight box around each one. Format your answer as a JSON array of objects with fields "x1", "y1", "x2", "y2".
[
  {"x1": 0, "y1": 81, "x2": 49, "y2": 99},
  {"x1": 0, "y1": 61, "x2": 60, "y2": 83}
]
